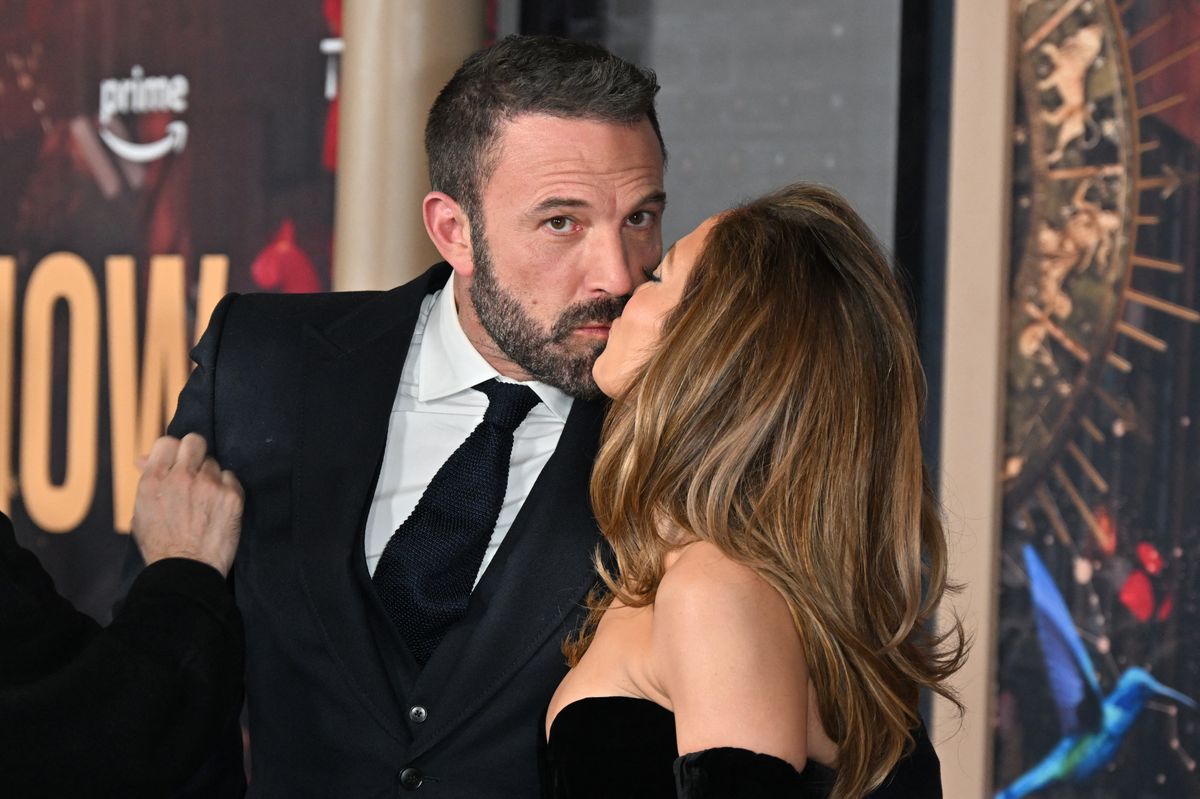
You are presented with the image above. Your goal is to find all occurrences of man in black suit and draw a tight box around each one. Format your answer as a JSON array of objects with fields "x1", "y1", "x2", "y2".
[
  {"x1": 166, "y1": 36, "x2": 667, "y2": 796},
  {"x1": 1, "y1": 434, "x2": 244, "y2": 796}
]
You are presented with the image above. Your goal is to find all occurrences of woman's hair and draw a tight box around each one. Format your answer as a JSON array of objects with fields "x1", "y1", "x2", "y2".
[{"x1": 565, "y1": 182, "x2": 967, "y2": 798}]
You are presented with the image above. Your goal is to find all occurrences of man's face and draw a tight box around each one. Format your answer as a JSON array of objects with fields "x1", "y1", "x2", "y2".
[
  {"x1": 457, "y1": 114, "x2": 666, "y2": 399},
  {"x1": 592, "y1": 216, "x2": 717, "y2": 400}
]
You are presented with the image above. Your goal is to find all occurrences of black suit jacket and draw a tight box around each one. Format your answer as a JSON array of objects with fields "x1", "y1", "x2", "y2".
[
  {"x1": 170, "y1": 264, "x2": 604, "y2": 798},
  {"x1": 0, "y1": 512, "x2": 244, "y2": 797}
]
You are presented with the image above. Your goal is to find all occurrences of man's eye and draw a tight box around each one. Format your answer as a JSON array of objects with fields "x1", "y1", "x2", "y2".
[
  {"x1": 546, "y1": 216, "x2": 573, "y2": 232},
  {"x1": 627, "y1": 211, "x2": 654, "y2": 227}
]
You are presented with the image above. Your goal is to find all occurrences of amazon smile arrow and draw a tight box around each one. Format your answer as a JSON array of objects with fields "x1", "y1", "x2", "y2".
[{"x1": 99, "y1": 120, "x2": 188, "y2": 163}]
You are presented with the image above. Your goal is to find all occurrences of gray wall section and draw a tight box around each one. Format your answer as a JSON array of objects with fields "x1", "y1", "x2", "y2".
[{"x1": 603, "y1": 1, "x2": 902, "y2": 247}]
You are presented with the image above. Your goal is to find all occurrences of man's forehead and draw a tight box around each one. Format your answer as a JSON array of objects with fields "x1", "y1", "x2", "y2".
[
  {"x1": 490, "y1": 114, "x2": 662, "y2": 168},
  {"x1": 482, "y1": 116, "x2": 664, "y2": 210}
]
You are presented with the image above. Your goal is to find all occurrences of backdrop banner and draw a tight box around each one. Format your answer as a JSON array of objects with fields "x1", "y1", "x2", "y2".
[
  {"x1": 994, "y1": 1, "x2": 1200, "y2": 797},
  {"x1": 0, "y1": 0, "x2": 338, "y2": 621}
]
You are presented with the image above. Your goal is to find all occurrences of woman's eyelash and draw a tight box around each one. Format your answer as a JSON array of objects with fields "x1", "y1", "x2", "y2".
[{"x1": 642, "y1": 266, "x2": 661, "y2": 282}]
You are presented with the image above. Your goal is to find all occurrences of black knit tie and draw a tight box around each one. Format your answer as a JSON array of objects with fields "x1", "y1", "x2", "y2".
[{"x1": 372, "y1": 379, "x2": 542, "y2": 665}]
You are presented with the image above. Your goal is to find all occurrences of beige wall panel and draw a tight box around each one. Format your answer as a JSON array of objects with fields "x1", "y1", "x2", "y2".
[
  {"x1": 934, "y1": 1, "x2": 1013, "y2": 797},
  {"x1": 335, "y1": 0, "x2": 486, "y2": 291}
]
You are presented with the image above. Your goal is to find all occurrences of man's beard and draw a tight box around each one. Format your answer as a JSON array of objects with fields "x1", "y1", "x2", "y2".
[{"x1": 469, "y1": 227, "x2": 626, "y2": 400}]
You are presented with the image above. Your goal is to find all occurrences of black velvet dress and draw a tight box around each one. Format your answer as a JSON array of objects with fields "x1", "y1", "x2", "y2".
[{"x1": 543, "y1": 696, "x2": 942, "y2": 798}]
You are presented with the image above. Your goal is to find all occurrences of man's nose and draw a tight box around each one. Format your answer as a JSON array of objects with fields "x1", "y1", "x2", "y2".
[{"x1": 586, "y1": 230, "x2": 638, "y2": 297}]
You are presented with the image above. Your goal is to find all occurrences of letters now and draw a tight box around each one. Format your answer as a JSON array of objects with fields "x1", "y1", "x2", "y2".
[{"x1": 0, "y1": 253, "x2": 228, "y2": 533}]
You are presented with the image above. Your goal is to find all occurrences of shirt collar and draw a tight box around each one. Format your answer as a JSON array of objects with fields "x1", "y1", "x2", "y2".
[{"x1": 417, "y1": 274, "x2": 575, "y2": 422}]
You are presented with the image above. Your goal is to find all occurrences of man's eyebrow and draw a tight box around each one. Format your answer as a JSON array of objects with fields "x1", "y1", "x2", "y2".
[
  {"x1": 636, "y1": 190, "x2": 667, "y2": 208},
  {"x1": 529, "y1": 197, "x2": 591, "y2": 216},
  {"x1": 528, "y1": 191, "x2": 666, "y2": 217}
]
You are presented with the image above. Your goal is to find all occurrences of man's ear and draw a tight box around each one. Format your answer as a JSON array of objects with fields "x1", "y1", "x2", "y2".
[{"x1": 423, "y1": 192, "x2": 475, "y2": 276}]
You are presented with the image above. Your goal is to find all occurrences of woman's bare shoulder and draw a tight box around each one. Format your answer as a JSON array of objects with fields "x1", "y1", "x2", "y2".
[
  {"x1": 651, "y1": 540, "x2": 810, "y2": 770},
  {"x1": 656, "y1": 541, "x2": 788, "y2": 625}
]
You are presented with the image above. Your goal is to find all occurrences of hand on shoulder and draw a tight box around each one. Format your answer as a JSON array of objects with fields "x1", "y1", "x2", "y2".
[
  {"x1": 651, "y1": 540, "x2": 810, "y2": 772},
  {"x1": 132, "y1": 434, "x2": 244, "y2": 577}
]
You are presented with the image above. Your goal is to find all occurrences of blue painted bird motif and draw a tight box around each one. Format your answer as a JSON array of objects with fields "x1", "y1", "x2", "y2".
[{"x1": 995, "y1": 545, "x2": 1196, "y2": 799}]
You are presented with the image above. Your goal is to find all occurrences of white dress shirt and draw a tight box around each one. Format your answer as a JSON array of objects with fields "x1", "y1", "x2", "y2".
[{"x1": 363, "y1": 276, "x2": 574, "y2": 588}]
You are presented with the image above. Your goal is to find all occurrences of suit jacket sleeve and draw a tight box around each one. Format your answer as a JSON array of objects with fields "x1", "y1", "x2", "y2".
[
  {"x1": 169, "y1": 291, "x2": 240, "y2": 444},
  {"x1": 0, "y1": 513, "x2": 244, "y2": 796},
  {"x1": 165, "y1": 291, "x2": 249, "y2": 797},
  {"x1": 108, "y1": 291, "x2": 249, "y2": 797}
]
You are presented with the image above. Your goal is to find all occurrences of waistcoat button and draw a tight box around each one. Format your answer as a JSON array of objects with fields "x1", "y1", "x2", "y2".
[{"x1": 399, "y1": 767, "x2": 423, "y2": 790}]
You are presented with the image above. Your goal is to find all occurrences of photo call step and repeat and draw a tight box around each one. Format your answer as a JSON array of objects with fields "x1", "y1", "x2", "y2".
[{"x1": 2, "y1": 1, "x2": 1199, "y2": 797}]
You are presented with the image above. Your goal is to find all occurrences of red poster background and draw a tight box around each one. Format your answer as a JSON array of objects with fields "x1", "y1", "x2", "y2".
[{"x1": 0, "y1": 0, "x2": 338, "y2": 621}]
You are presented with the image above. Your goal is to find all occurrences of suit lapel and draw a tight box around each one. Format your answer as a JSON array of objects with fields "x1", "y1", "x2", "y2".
[
  {"x1": 291, "y1": 265, "x2": 451, "y2": 745},
  {"x1": 407, "y1": 396, "x2": 606, "y2": 759}
]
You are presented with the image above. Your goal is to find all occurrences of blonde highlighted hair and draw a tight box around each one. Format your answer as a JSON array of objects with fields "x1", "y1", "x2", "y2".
[{"x1": 566, "y1": 183, "x2": 967, "y2": 798}]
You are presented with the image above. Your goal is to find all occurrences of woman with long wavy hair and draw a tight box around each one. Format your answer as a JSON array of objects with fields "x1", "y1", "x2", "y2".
[{"x1": 542, "y1": 183, "x2": 967, "y2": 798}]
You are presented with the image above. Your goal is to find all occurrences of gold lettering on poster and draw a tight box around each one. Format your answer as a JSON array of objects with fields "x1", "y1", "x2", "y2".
[
  {"x1": 0, "y1": 257, "x2": 14, "y2": 516},
  {"x1": 140, "y1": 256, "x2": 190, "y2": 447},
  {"x1": 19, "y1": 253, "x2": 100, "y2": 532},
  {"x1": 105, "y1": 255, "x2": 138, "y2": 531},
  {"x1": 4, "y1": 251, "x2": 229, "y2": 532},
  {"x1": 107, "y1": 255, "x2": 229, "y2": 531}
]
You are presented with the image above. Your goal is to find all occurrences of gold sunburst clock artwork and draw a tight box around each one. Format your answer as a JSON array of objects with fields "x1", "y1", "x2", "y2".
[{"x1": 996, "y1": 0, "x2": 1200, "y2": 796}]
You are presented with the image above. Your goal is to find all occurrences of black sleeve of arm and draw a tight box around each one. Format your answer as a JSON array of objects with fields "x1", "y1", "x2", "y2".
[
  {"x1": 673, "y1": 748, "x2": 828, "y2": 799},
  {"x1": 0, "y1": 515, "x2": 245, "y2": 796},
  {"x1": 673, "y1": 726, "x2": 943, "y2": 799},
  {"x1": 95, "y1": 291, "x2": 248, "y2": 796}
]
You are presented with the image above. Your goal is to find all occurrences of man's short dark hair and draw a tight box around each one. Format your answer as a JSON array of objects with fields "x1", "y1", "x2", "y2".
[{"x1": 425, "y1": 35, "x2": 666, "y2": 222}]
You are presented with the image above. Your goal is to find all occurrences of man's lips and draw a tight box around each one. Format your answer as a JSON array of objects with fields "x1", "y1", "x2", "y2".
[{"x1": 573, "y1": 323, "x2": 612, "y2": 338}]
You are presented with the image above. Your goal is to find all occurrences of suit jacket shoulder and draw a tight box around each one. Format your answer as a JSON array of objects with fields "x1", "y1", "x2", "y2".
[{"x1": 168, "y1": 263, "x2": 452, "y2": 450}]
